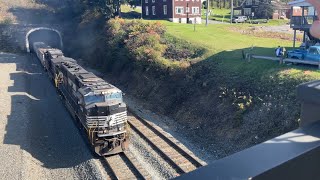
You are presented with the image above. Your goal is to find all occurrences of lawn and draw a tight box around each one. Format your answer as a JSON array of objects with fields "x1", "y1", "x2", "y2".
[
  {"x1": 156, "y1": 21, "x2": 320, "y2": 80},
  {"x1": 202, "y1": 8, "x2": 231, "y2": 22},
  {"x1": 121, "y1": 4, "x2": 142, "y2": 19},
  {"x1": 162, "y1": 21, "x2": 291, "y2": 57}
]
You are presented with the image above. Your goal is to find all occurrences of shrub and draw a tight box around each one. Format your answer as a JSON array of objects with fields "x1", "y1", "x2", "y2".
[
  {"x1": 1, "y1": 17, "x2": 13, "y2": 25},
  {"x1": 164, "y1": 34, "x2": 206, "y2": 61},
  {"x1": 104, "y1": 18, "x2": 203, "y2": 69}
]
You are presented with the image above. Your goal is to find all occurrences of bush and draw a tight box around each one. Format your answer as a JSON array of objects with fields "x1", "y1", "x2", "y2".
[
  {"x1": 106, "y1": 18, "x2": 167, "y2": 64},
  {"x1": 164, "y1": 34, "x2": 206, "y2": 61},
  {"x1": 104, "y1": 18, "x2": 203, "y2": 69},
  {"x1": 1, "y1": 17, "x2": 13, "y2": 25}
]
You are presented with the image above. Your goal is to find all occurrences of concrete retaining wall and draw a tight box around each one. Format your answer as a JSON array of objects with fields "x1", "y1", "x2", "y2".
[{"x1": 0, "y1": 24, "x2": 62, "y2": 53}]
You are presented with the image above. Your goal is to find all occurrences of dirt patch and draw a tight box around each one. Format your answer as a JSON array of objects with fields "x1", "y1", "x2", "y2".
[{"x1": 228, "y1": 26, "x2": 303, "y2": 42}]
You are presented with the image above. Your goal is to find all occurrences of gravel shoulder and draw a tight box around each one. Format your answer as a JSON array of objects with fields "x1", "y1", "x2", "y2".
[{"x1": 0, "y1": 52, "x2": 105, "y2": 180}]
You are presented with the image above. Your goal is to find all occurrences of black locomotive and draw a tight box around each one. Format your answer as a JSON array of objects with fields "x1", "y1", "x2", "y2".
[{"x1": 33, "y1": 42, "x2": 128, "y2": 156}]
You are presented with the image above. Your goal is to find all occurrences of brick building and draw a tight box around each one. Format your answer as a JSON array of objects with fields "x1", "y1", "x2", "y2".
[{"x1": 142, "y1": 0, "x2": 202, "y2": 24}]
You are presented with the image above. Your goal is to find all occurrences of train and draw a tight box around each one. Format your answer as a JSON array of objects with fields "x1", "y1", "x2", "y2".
[{"x1": 32, "y1": 42, "x2": 129, "y2": 156}]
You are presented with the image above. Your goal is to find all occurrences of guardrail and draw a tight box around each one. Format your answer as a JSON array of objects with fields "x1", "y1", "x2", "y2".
[{"x1": 176, "y1": 80, "x2": 320, "y2": 179}]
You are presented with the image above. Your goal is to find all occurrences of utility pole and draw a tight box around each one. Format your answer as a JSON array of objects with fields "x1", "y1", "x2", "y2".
[
  {"x1": 206, "y1": 0, "x2": 209, "y2": 26},
  {"x1": 230, "y1": 0, "x2": 233, "y2": 24},
  {"x1": 141, "y1": 0, "x2": 143, "y2": 19}
]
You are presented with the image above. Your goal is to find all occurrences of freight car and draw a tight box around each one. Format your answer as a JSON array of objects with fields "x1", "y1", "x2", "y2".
[{"x1": 33, "y1": 42, "x2": 128, "y2": 156}]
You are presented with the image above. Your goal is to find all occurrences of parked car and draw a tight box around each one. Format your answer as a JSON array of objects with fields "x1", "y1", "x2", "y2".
[
  {"x1": 287, "y1": 46, "x2": 320, "y2": 61},
  {"x1": 232, "y1": 16, "x2": 247, "y2": 23}
]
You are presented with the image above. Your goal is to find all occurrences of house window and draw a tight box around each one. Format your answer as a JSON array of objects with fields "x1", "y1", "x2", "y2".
[
  {"x1": 246, "y1": 0, "x2": 252, "y2": 5},
  {"x1": 192, "y1": 7, "x2": 199, "y2": 14},
  {"x1": 243, "y1": 8, "x2": 251, "y2": 15},
  {"x1": 146, "y1": 6, "x2": 149, "y2": 15},
  {"x1": 152, "y1": 6, "x2": 156, "y2": 15},
  {"x1": 176, "y1": 7, "x2": 184, "y2": 14},
  {"x1": 152, "y1": 0, "x2": 155, "y2": 3},
  {"x1": 163, "y1": 5, "x2": 167, "y2": 15},
  {"x1": 234, "y1": 10, "x2": 241, "y2": 16}
]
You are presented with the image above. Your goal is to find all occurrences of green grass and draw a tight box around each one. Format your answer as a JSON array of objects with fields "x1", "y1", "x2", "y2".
[
  {"x1": 162, "y1": 21, "x2": 291, "y2": 56},
  {"x1": 202, "y1": 8, "x2": 231, "y2": 22},
  {"x1": 146, "y1": 20, "x2": 320, "y2": 80},
  {"x1": 121, "y1": 4, "x2": 141, "y2": 14}
]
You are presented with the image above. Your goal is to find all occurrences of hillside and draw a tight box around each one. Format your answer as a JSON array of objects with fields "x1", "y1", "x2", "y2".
[{"x1": 70, "y1": 17, "x2": 320, "y2": 158}]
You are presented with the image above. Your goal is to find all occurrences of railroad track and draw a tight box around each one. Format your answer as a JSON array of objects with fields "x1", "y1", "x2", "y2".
[
  {"x1": 103, "y1": 151, "x2": 151, "y2": 180},
  {"x1": 127, "y1": 108, "x2": 205, "y2": 176}
]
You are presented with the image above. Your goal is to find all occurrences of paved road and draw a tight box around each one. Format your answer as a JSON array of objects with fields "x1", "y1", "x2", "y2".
[{"x1": 0, "y1": 52, "x2": 104, "y2": 179}]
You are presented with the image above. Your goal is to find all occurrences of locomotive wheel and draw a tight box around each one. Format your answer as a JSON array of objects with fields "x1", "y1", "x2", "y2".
[{"x1": 121, "y1": 140, "x2": 129, "y2": 150}]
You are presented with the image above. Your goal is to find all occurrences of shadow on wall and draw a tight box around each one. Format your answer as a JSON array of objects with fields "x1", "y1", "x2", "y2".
[{"x1": 1, "y1": 53, "x2": 94, "y2": 169}]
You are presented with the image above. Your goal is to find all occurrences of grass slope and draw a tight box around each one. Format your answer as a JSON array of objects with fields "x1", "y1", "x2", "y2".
[
  {"x1": 160, "y1": 21, "x2": 320, "y2": 80},
  {"x1": 113, "y1": 20, "x2": 320, "y2": 157}
]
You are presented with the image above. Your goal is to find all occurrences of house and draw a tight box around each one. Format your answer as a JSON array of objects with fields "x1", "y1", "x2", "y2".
[
  {"x1": 233, "y1": 0, "x2": 272, "y2": 18},
  {"x1": 142, "y1": 0, "x2": 202, "y2": 24},
  {"x1": 233, "y1": 0, "x2": 290, "y2": 19},
  {"x1": 271, "y1": 1, "x2": 291, "y2": 19}
]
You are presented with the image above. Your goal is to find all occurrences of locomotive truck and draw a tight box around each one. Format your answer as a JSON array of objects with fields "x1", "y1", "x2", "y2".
[{"x1": 32, "y1": 42, "x2": 128, "y2": 156}]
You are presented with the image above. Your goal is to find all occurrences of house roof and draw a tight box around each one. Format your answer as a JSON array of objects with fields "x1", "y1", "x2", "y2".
[{"x1": 288, "y1": 0, "x2": 312, "y2": 7}]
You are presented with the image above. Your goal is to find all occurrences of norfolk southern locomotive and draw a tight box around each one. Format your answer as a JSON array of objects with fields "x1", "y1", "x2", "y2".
[{"x1": 33, "y1": 42, "x2": 128, "y2": 156}]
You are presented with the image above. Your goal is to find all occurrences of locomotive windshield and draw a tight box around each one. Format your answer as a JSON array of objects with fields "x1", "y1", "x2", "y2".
[
  {"x1": 84, "y1": 92, "x2": 122, "y2": 105},
  {"x1": 84, "y1": 95, "x2": 104, "y2": 105},
  {"x1": 105, "y1": 92, "x2": 122, "y2": 100}
]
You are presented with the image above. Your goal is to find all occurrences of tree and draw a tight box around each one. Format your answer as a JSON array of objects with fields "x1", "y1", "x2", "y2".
[
  {"x1": 84, "y1": 0, "x2": 119, "y2": 18},
  {"x1": 255, "y1": 3, "x2": 274, "y2": 18},
  {"x1": 127, "y1": 0, "x2": 141, "y2": 8}
]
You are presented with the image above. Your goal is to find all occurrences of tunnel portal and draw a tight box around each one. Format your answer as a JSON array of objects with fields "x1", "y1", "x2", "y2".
[{"x1": 26, "y1": 28, "x2": 63, "y2": 52}]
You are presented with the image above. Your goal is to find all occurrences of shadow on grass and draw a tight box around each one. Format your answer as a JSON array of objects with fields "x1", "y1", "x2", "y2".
[{"x1": 121, "y1": 11, "x2": 142, "y2": 19}]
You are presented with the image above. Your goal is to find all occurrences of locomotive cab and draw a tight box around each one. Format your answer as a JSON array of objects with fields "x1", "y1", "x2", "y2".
[{"x1": 78, "y1": 86, "x2": 128, "y2": 155}]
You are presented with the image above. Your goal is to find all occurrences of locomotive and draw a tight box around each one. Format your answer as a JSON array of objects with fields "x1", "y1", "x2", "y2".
[{"x1": 32, "y1": 42, "x2": 128, "y2": 156}]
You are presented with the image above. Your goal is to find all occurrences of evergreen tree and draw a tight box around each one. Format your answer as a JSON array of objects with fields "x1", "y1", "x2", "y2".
[{"x1": 255, "y1": 2, "x2": 274, "y2": 18}]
